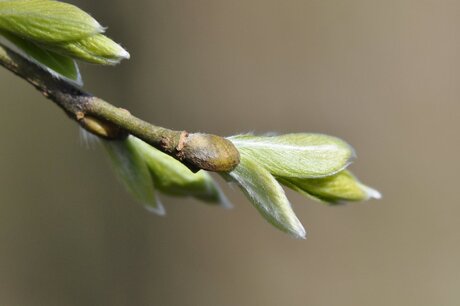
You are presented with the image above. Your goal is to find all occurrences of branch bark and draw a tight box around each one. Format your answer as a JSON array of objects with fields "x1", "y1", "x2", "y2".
[{"x1": 0, "y1": 45, "x2": 240, "y2": 172}]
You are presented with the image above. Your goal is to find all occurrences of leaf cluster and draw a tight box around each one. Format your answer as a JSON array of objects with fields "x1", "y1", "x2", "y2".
[
  {"x1": 105, "y1": 133, "x2": 380, "y2": 238},
  {"x1": 0, "y1": 0, "x2": 129, "y2": 85}
]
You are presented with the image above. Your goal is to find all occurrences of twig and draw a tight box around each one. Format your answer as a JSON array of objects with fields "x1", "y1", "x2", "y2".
[{"x1": 0, "y1": 45, "x2": 240, "y2": 172}]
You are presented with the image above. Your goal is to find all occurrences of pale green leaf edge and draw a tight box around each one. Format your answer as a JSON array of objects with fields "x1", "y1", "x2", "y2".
[
  {"x1": 0, "y1": 31, "x2": 82, "y2": 85},
  {"x1": 103, "y1": 138, "x2": 165, "y2": 215},
  {"x1": 224, "y1": 154, "x2": 306, "y2": 239},
  {"x1": 228, "y1": 133, "x2": 356, "y2": 179},
  {"x1": 129, "y1": 136, "x2": 232, "y2": 208}
]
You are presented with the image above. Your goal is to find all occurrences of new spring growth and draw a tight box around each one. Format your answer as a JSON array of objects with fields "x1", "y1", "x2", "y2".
[
  {"x1": 0, "y1": 0, "x2": 381, "y2": 238},
  {"x1": 225, "y1": 134, "x2": 380, "y2": 238},
  {"x1": 104, "y1": 131, "x2": 379, "y2": 239},
  {"x1": 0, "y1": 0, "x2": 129, "y2": 85},
  {"x1": 104, "y1": 135, "x2": 231, "y2": 214}
]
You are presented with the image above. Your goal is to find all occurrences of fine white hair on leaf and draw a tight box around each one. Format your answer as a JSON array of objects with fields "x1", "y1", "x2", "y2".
[
  {"x1": 209, "y1": 175, "x2": 233, "y2": 209},
  {"x1": 278, "y1": 170, "x2": 381, "y2": 204},
  {"x1": 129, "y1": 136, "x2": 232, "y2": 207},
  {"x1": 0, "y1": 0, "x2": 105, "y2": 42},
  {"x1": 144, "y1": 197, "x2": 166, "y2": 216},
  {"x1": 228, "y1": 133, "x2": 355, "y2": 179},
  {"x1": 79, "y1": 128, "x2": 99, "y2": 148},
  {"x1": 226, "y1": 154, "x2": 306, "y2": 239},
  {"x1": 361, "y1": 184, "x2": 382, "y2": 200},
  {"x1": 116, "y1": 43, "x2": 130, "y2": 60},
  {"x1": 103, "y1": 137, "x2": 164, "y2": 214},
  {"x1": 0, "y1": 34, "x2": 83, "y2": 86}
]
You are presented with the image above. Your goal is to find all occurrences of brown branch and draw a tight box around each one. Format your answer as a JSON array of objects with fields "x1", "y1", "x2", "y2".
[{"x1": 0, "y1": 45, "x2": 240, "y2": 172}]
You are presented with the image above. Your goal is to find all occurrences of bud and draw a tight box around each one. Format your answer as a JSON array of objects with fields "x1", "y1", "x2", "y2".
[
  {"x1": 104, "y1": 137, "x2": 164, "y2": 215},
  {"x1": 181, "y1": 133, "x2": 240, "y2": 172},
  {"x1": 228, "y1": 133, "x2": 354, "y2": 179},
  {"x1": 0, "y1": 30, "x2": 81, "y2": 84},
  {"x1": 51, "y1": 34, "x2": 130, "y2": 65},
  {"x1": 0, "y1": 0, "x2": 104, "y2": 43},
  {"x1": 226, "y1": 154, "x2": 306, "y2": 239},
  {"x1": 78, "y1": 115, "x2": 123, "y2": 139},
  {"x1": 0, "y1": 0, "x2": 129, "y2": 70},
  {"x1": 130, "y1": 136, "x2": 231, "y2": 208},
  {"x1": 279, "y1": 170, "x2": 381, "y2": 204}
]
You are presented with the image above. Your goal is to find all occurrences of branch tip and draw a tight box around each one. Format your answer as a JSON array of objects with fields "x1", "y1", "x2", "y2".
[
  {"x1": 181, "y1": 133, "x2": 240, "y2": 172},
  {"x1": 0, "y1": 45, "x2": 240, "y2": 172}
]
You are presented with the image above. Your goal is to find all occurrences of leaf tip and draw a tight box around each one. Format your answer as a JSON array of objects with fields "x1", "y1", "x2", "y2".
[
  {"x1": 118, "y1": 46, "x2": 130, "y2": 60},
  {"x1": 144, "y1": 200, "x2": 166, "y2": 216},
  {"x1": 290, "y1": 222, "x2": 307, "y2": 239},
  {"x1": 361, "y1": 184, "x2": 382, "y2": 200},
  {"x1": 214, "y1": 185, "x2": 233, "y2": 209}
]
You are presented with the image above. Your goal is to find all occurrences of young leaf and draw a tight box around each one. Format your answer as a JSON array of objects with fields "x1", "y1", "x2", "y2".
[
  {"x1": 225, "y1": 153, "x2": 306, "y2": 239},
  {"x1": 0, "y1": 31, "x2": 81, "y2": 85},
  {"x1": 130, "y1": 136, "x2": 231, "y2": 208},
  {"x1": 278, "y1": 170, "x2": 381, "y2": 204},
  {"x1": 104, "y1": 138, "x2": 164, "y2": 215},
  {"x1": 229, "y1": 133, "x2": 355, "y2": 178},
  {"x1": 0, "y1": 0, "x2": 104, "y2": 43},
  {"x1": 50, "y1": 34, "x2": 130, "y2": 65}
]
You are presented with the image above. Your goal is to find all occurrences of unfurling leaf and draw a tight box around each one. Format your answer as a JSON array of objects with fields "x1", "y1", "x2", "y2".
[
  {"x1": 228, "y1": 133, "x2": 354, "y2": 179},
  {"x1": 0, "y1": 0, "x2": 129, "y2": 69},
  {"x1": 226, "y1": 153, "x2": 306, "y2": 239},
  {"x1": 104, "y1": 137, "x2": 164, "y2": 215},
  {"x1": 0, "y1": 31, "x2": 81, "y2": 85},
  {"x1": 129, "y1": 136, "x2": 231, "y2": 208},
  {"x1": 50, "y1": 34, "x2": 130, "y2": 65},
  {"x1": 278, "y1": 170, "x2": 381, "y2": 204},
  {"x1": 0, "y1": 0, "x2": 104, "y2": 43}
]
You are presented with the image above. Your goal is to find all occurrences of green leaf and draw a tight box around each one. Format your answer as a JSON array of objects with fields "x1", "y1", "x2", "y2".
[
  {"x1": 0, "y1": 1, "x2": 129, "y2": 67},
  {"x1": 225, "y1": 154, "x2": 306, "y2": 239},
  {"x1": 49, "y1": 34, "x2": 129, "y2": 65},
  {"x1": 278, "y1": 170, "x2": 381, "y2": 204},
  {"x1": 0, "y1": 31, "x2": 81, "y2": 85},
  {"x1": 104, "y1": 137, "x2": 164, "y2": 215},
  {"x1": 0, "y1": 0, "x2": 104, "y2": 43},
  {"x1": 130, "y1": 136, "x2": 231, "y2": 208},
  {"x1": 229, "y1": 133, "x2": 355, "y2": 178}
]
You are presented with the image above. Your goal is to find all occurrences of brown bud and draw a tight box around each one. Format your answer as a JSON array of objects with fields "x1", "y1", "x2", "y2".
[
  {"x1": 78, "y1": 114, "x2": 124, "y2": 139},
  {"x1": 180, "y1": 133, "x2": 240, "y2": 172}
]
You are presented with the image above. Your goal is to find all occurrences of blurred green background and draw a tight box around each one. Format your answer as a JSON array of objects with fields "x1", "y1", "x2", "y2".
[{"x1": 1, "y1": 0, "x2": 459, "y2": 305}]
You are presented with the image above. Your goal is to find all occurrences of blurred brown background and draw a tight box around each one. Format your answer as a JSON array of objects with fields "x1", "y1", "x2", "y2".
[{"x1": 1, "y1": 0, "x2": 459, "y2": 305}]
